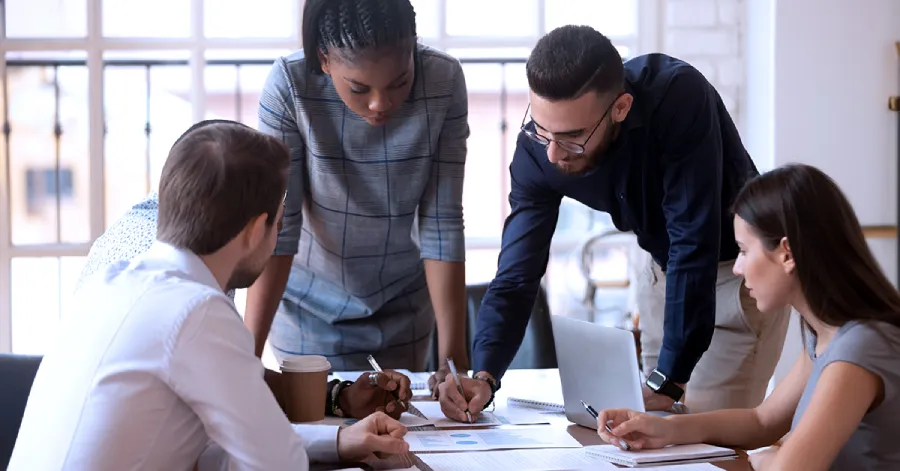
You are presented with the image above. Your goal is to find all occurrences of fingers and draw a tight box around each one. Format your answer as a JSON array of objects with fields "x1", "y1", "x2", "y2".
[
  {"x1": 365, "y1": 434, "x2": 410, "y2": 456},
  {"x1": 438, "y1": 379, "x2": 471, "y2": 423},
  {"x1": 372, "y1": 411, "x2": 409, "y2": 438},
  {"x1": 371, "y1": 372, "x2": 398, "y2": 392},
  {"x1": 385, "y1": 370, "x2": 412, "y2": 401},
  {"x1": 611, "y1": 414, "x2": 647, "y2": 438},
  {"x1": 597, "y1": 408, "x2": 632, "y2": 429},
  {"x1": 466, "y1": 379, "x2": 492, "y2": 415}
]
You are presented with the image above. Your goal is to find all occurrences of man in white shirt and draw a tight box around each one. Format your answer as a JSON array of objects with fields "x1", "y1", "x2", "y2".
[{"x1": 9, "y1": 121, "x2": 410, "y2": 470}]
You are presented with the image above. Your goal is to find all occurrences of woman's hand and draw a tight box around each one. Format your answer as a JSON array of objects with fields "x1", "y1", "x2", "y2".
[{"x1": 596, "y1": 408, "x2": 677, "y2": 450}]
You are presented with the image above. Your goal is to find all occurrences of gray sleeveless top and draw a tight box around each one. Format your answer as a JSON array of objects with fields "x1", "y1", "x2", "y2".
[{"x1": 792, "y1": 320, "x2": 900, "y2": 470}]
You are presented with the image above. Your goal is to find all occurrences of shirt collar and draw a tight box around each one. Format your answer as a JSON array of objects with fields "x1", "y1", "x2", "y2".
[{"x1": 142, "y1": 241, "x2": 223, "y2": 293}]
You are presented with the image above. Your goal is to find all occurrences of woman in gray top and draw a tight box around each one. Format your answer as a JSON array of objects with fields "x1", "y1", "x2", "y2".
[
  {"x1": 248, "y1": 0, "x2": 470, "y2": 373},
  {"x1": 595, "y1": 164, "x2": 900, "y2": 471}
]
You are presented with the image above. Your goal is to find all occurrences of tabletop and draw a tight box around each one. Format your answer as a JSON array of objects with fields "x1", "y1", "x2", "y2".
[{"x1": 362, "y1": 369, "x2": 753, "y2": 471}]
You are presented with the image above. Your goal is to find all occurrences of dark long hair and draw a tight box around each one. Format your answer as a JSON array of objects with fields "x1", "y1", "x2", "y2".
[
  {"x1": 732, "y1": 164, "x2": 900, "y2": 335},
  {"x1": 302, "y1": 0, "x2": 417, "y2": 75}
]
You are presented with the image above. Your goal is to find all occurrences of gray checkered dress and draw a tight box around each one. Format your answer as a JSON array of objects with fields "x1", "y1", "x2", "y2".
[{"x1": 258, "y1": 44, "x2": 468, "y2": 371}]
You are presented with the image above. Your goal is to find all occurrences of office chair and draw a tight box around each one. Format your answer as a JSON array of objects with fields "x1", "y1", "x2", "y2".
[
  {"x1": 425, "y1": 282, "x2": 558, "y2": 372},
  {"x1": 0, "y1": 354, "x2": 42, "y2": 469}
]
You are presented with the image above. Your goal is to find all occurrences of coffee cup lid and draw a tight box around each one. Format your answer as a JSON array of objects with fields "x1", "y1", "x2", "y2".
[{"x1": 280, "y1": 355, "x2": 331, "y2": 373}]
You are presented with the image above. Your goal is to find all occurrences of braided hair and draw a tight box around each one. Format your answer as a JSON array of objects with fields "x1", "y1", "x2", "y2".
[{"x1": 303, "y1": 0, "x2": 418, "y2": 75}]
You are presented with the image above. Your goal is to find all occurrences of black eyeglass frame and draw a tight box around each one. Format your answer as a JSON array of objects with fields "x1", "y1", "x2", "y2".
[{"x1": 519, "y1": 92, "x2": 624, "y2": 154}]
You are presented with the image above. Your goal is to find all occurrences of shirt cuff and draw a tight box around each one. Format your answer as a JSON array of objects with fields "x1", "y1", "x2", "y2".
[
  {"x1": 656, "y1": 345, "x2": 699, "y2": 384},
  {"x1": 291, "y1": 424, "x2": 340, "y2": 463}
]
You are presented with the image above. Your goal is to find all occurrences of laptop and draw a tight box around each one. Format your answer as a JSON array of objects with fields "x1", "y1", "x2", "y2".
[{"x1": 550, "y1": 315, "x2": 649, "y2": 430}]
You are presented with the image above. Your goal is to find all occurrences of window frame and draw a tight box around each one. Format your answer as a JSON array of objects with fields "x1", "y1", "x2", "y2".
[{"x1": 0, "y1": 0, "x2": 662, "y2": 352}]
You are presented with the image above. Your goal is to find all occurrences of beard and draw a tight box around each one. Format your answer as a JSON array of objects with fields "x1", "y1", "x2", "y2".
[
  {"x1": 554, "y1": 121, "x2": 620, "y2": 176},
  {"x1": 226, "y1": 257, "x2": 267, "y2": 292}
]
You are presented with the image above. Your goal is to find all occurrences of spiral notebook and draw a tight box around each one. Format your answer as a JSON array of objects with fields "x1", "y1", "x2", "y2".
[
  {"x1": 585, "y1": 443, "x2": 738, "y2": 467},
  {"x1": 506, "y1": 396, "x2": 565, "y2": 413}
]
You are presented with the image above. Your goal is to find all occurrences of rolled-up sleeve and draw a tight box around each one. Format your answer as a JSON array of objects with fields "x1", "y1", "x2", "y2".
[
  {"x1": 656, "y1": 68, "x2": 723, "y2": 384},
  {"x1": 418, "y1": 62, "x2": 468, "y2": 262},
  {"x1": 258, "y1": 58, "x2": 306, "y2": 256}
]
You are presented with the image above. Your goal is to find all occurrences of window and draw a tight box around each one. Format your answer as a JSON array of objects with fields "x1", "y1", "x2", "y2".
[{"x1": 1, "y1": 0, "x2": 647, "y2": 353}]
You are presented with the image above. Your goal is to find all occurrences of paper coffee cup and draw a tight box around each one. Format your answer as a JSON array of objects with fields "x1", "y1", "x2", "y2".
[{"x1": 279, "y1": 355, "x2": 331, "y2": 423}]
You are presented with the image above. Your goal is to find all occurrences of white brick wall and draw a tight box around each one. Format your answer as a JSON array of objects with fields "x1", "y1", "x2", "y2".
[{"x1": 660, "y1": 0, "x2": 745, "y2": 130}]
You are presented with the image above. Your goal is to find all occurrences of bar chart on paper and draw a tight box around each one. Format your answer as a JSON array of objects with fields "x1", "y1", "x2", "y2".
[{"x1": 404, "y1": 426, "x2": 581, "y2": 452}]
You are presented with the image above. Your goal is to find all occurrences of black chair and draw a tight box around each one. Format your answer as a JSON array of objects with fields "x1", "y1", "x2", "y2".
[
  {"x1": 0, "y1": 354, "x2": 42, "y2": 470},
  {"x1": 425, "y1": 283, "x2": 557, "y2": 372}
]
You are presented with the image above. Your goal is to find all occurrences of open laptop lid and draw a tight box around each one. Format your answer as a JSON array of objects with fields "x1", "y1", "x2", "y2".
[{"x1": 550, "y1": 315, "x2": 645, "y2": 429}]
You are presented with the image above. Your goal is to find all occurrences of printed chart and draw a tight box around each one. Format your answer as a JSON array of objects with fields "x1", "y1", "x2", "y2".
[{"x1": 404, "y1": 426, "x2": 581, "y2": 452}]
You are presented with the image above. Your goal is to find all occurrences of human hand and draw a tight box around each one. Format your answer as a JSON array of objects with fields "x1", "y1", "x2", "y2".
[
  {"x1": 597, "y1": 408, "x2": 676, "y2": 450},
  {"x1": 438, "y1": 374, "x2": 492, "y2": 423},
  {"x1": 337, "y1": 411, "x2": 410, "y2": 461},
  {"x1": 641, "y1": 384, "x2": 681, "y2": 412},
  {"x1": 427, "y1": 365, "x2": 452, "y2": 398},
  {"x1": 340, "y1": 371, "x2": 412, "y2": 420},
  {"x1": 749, "y1": 446, "x2": 779, "y2": 470}
]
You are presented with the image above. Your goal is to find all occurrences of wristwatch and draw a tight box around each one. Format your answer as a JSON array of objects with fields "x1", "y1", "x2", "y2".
[
  {"x1": 645, "y1": 368, "x2": 684, "y2": 402},
  {"x1": 473, "y1": 373, "x2": 500, "y2": 409}
]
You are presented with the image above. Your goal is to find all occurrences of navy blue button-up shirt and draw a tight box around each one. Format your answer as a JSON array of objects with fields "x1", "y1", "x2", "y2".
[{"x1": 472, "y1": 53, "x2": 759, "y2": 384}]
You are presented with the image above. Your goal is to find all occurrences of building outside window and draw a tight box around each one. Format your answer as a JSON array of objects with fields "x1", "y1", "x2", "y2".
[{"x1": 0, "y1": 0, "x2": 652, "y2": 354}]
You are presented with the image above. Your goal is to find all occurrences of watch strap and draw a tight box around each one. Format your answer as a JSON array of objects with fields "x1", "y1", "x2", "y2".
[
  {"x1": 657, "y1": 379, "x2": 684, "y2": 402},
  {"x1": 473, "y1": 373, "x2": 500, "y2": 408}
]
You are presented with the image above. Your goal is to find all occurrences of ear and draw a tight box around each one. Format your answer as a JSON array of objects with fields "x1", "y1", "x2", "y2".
[
  {"x1": 241, "y1": 213, "x2": 270, "y2": 251},
  {"x1": 612, "y1": 93, "x2": 633, "y2": 124},
  {"x1": 318, "y1": 49, "x2": 331, "y2": 75},
  {"x1": 779, "y1": 237, "x2": 795, "y2": 274}
]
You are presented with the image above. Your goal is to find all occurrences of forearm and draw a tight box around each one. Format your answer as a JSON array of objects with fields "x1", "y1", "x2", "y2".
[
  {"x1": 668, "y1": 408, "x2": 776, "y2": 450},
  {"x1": 245, "y1": 254, "x2": 294, "y2": 357},
  {"x1": 657, "y1": 266, "x2": 717, "y2": 383},
  {"x1": 424, "y1": 259, "x2": 468, "y2": 369}
]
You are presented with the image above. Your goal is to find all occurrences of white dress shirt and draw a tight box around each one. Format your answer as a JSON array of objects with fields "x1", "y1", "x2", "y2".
[{"x1": 9, "y1": 242, "x2": 340, "y2": 471}]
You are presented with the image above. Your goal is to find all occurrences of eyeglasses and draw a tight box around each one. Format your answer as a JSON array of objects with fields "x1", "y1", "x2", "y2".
[{"x1": 520, "y1": 92, "x2": 623, "y2": 154}]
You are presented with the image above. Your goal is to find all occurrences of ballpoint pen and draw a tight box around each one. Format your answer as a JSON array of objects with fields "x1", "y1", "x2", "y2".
[
  {"x1": 365, "y1": 354, "x2": 424, "y2": 418},
  {"x1": 581, "y1": 400, "x2": 630, "y2": 451},
  {"x1": 446, "y1": 357, "x2": 473, "y2": 424}
]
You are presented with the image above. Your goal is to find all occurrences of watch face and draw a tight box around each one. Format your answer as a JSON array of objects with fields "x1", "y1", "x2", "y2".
[{"x1": 646, "y1": 370, "x2": 666, "y2": 390}]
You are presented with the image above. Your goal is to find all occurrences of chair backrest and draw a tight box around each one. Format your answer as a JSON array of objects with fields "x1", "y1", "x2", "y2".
[
  {"x1": 425, "y1": 283, "x2": 557, "y2": 372},
  {"x1": 0, "y1": 354, "x2": 42, "y2": 470}
]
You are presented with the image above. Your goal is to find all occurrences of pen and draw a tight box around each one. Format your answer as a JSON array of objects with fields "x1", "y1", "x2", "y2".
[
  {"x1": 446, "y1": 357, "x2": 473, "y2": 423},
  {"x1": 581, "y1": 400, "x2": 630, "y2": 451},
  {"x1": 365, "y1": 354, "x2": 422, "y2": 417}
]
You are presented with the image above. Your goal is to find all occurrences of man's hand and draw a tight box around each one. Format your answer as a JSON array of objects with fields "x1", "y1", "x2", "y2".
[
  {"x1": 427, "y1": 365, "x2": 452, "y2": 398},
  {"x1": 641, "y1": 384, "x2": 684, "y2": 412},
  {"x1": 597, "y1": 408, "x2": 676, "y2": 451},
  {"x1": 339, "y1": 371, "x2": 412, "y2": 420},
  {"x1": 337, "y1": 411, "x2": 410, "y2": 462},
  {"x1": 437, "y1": 374, "x2": 492, "y2": 423}
]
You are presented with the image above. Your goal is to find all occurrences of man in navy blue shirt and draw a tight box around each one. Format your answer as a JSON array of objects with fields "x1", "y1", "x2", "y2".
[{"x1": 436, "y1": 25, "x2": 790, "y2": 419}]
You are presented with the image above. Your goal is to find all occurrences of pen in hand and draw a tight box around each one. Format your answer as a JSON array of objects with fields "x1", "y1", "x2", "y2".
[
  {"x1": 366, "y1": 354, "x2": 418, "y2": 415},
  {"x1": 581, "y1": 400, "x2": 631, "y2": 451},
  {"x1": 446, "y1": 357, "x2": 473, "y2": 424}
]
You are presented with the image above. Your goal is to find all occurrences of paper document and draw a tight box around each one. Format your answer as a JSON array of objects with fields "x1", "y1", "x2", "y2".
[
  {"x1": 333, "y1": 369, "x2": 432, "y2": 390},
  {"x1": 410, "y1": 401, "x2": 549, "y2": 428},
  {"x1": 418, "y1": 448, "x2": 618, "y2": 470},
  {"x1": 404, "y1": 425, "x2": 582, "y2": 452},
  {"x1": 307, "y1": 412, "x2": 432, "y2": 427}
]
